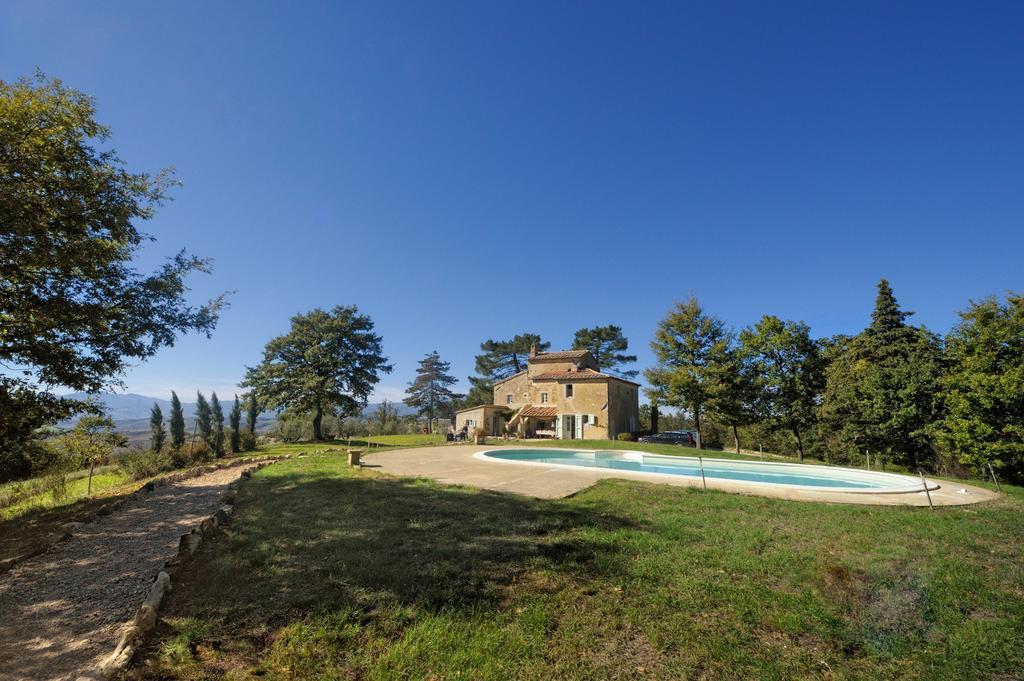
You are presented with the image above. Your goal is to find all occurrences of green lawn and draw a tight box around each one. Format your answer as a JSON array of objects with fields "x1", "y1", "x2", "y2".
[
  {"x1": 135, "y1": 454, "x2": 1024, "y2": 680},
  {"x1": 0, "y1": 468, "x2": 131, "y2": 520}
]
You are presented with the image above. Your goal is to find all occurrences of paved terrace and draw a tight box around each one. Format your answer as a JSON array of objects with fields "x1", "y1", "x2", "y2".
[{"x1": 364, "y1": 444, "x2": 998, "y2": 507}]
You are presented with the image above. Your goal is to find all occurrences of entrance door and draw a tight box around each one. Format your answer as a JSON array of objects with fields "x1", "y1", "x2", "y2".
[{"x1": 564, "y1": 414, "x2": 577, "y2": 439}]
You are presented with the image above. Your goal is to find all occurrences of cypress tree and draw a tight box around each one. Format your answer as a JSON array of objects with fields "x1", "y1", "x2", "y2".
[
  {"x1": 169, "y1": 391, "x2": 186, "y2": 451},
  {"x1": 195, "y1": 391, "x2": 212, "y2": 451},
  {"x1": 210, "y1": 392, "x2": 225, "y2": 456},
  {"x1": 229, "y1": 395, "x2": 242, "y2": 454},
  {"x1": 150, "y1": 403, "x2": 166, "y2": 453},
  {"x1": 245, "y1": 392, "x2": 260, "y2": 435}
]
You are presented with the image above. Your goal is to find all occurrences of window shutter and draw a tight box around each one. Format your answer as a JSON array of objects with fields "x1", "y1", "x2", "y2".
[{"x1": 555, "y1": 415, "x2": 563, "y2": 439}]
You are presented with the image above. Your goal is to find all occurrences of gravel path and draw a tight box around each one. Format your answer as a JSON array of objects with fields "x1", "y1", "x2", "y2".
[{"x1": 0, "y1": 464, "x2": 259, "y2": 681}]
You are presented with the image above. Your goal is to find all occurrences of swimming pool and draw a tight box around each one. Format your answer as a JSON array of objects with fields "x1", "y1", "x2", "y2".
[{"x1": 476, "y1": 448, "x2": 937, "y2": 494}]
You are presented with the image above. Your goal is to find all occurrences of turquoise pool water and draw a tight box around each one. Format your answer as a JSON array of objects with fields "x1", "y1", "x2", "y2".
[{"x1": 479, "y1": 449, "x2": 930, "y2": 492}]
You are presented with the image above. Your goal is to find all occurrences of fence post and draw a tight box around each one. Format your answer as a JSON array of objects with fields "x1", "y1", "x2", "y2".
[
  {"x1": 698, "y1": 456, "x2": 707, "y2": 490},
  {"x1": 918, "y1": 470, "x2": 935, "y2": 511},
  {"x1": 988, "y1": 463, "x2": 1002, "y2": 493}
]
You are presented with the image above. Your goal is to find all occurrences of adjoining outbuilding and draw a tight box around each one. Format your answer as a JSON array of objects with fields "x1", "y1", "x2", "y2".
[{"x1": 454, "y1": 345, "x2": 640, "y2": 440}]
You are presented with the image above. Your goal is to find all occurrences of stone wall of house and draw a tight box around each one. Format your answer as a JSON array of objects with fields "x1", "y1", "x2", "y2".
[
  {"x1": 493, "y1": 371, "x2": 530, "y2": 408},
  {"x1": 454, "y1": 406, "x2": 487, "y2": 434},
  {"x1": 607, "y1": 379, "x2": 640, "y2": 438},
  {"x1": 487, "y1": 354, "x2": 640, "y2": 441},
  {"x1": 532, "y1": 378, "x2": 611, "y2": 439}
]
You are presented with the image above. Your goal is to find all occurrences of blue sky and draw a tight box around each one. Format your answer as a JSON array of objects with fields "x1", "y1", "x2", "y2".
[{"x1": 3, "y1": 1, "x2": 1022, "y2": 402}]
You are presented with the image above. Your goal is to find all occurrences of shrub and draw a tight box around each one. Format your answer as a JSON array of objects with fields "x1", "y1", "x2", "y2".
[
  {"x1": 617, "y1": 432, "x2": 637, "y2": 442},
  {"x1": 239, "y1": 432, "x2": 258, "y2": 452},
  {"x1": 43, "y1": 463, "x2": 72, "y2": 501},
  {"x1": 117, "y1": 449, "x2": 173, "y2": 481}
]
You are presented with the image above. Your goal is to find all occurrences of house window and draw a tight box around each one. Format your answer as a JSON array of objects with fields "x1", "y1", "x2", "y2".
[
  {"x1": 565, "y1": 384, "x2": 573, "y2": 398},
  {"x1": 506, "y1": 394, "x2": 513, "y2": 404},
  {"x1": 540, "y1": 392, "x2": 549, "y2": 403}
]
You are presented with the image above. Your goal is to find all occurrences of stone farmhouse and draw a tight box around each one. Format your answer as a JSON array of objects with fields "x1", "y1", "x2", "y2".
[{"x1": 454, "y1": 345, "x2": 640, "y2": 440}]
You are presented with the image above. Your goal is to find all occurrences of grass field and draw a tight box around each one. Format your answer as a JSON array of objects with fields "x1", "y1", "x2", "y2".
[
  {"x1": 134, "y1": 453, "x2": 1024, "y2": 680},
  {"x1": 0, "y1": 468, "x2": 131, "y2": 520}
]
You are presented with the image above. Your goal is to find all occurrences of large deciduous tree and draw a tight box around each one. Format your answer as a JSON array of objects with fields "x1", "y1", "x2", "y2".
[
  {"x1": 937, "y1": 293, "x2": 1024, "y2": 481},
  {"x1": 646, "y1": 297, "x2": 732, "y2": 449},
  {"x1": 820, "y1": 280, "x2": 943, "y2": 470},
  {"x1": 404, "y1": 351, "x2": 462, "y2": 431},
  {"x1": 572, "y1": 325, "x2": 638, "y2": 378},
  {"x1": 242, "y1": 306, "x2": 392, "y2": 441},
  {"x1": 738, "y1": 316, "x2": 824, "y2": 461},
  {"x1": 0, "y1": 73, "x2": 223, "y2": 479},
  {"x1": 706, "y1": 346, "x2": 762, "y2": 455},
  {"x1": 461, "y1": 333, "x2": 549, "y2": 408}
]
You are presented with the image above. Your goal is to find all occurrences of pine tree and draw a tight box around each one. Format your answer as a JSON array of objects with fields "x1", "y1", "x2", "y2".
[
  {"x1": 245, "y1": 392, "x2": 260, "y2": 435},
  {"x1": 150, "y1": 403, "x2": 166, "y2": 453},
  {"x1": 646, "y1": 297, "x2": 732, "y2": 449},
  {"x1": 462, "y1": 334, "x2": 549, "y2": 408},
  {"x1": 229, "y1": 394, "x2": 242, "y2": 454},
  {"x1": 210, "y1": 392, "x2": 225, "y2": 456},
  {"x1": 571, "y1": 325, "x2": 638, "y2": 378},
  {"x1": 195, "y1": 392, "x2": 212, "y2": 451},
  {"x1": 404, "y1": 351, "x2": 463, "y2": 432},
  {"x1": 737, "y1": 316, "x2": 824, "y2": 461},
  {"x1": 820, "y1": 279, "x2": 943, "y2": 469},
  {"x1": 169, "y1": 391, "x2": 186, "y2": 451}
]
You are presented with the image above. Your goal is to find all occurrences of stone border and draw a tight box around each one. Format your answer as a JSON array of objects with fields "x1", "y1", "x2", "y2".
[
  {"x1": 62, "y1": 454, "x2": 298, "y2": 681},
  {"x1": 0, "y1": 454, "x2": 299, "y2": 576}
]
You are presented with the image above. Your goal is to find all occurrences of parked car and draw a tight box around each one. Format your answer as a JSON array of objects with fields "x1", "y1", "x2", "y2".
[{"x1": 637, "y1": 431, "x2": 697, "y2": 446}]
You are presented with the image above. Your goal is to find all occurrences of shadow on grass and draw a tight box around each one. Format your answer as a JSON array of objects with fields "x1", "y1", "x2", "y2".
[{"x1": 166, "y1": 468, "x2": 637, "y2": 622}]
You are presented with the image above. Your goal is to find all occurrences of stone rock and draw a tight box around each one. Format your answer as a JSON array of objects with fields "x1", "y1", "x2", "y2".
[
  {"x1": 214, "y1": 505, "x2": 233, "y2": 525},
  {"x1": 178, "y1": 532, "x2": 201, "y2": 556}
]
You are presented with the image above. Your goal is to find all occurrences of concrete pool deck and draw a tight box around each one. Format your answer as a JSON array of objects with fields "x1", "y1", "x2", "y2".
[{"x1": 363, "y1": 444, "x2": 999, "y2": 506}]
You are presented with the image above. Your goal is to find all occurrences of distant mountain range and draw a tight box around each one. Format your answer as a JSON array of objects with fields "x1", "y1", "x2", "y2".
[{"x1": 60, "y1": 391, "x2": 415, "y2": 427}]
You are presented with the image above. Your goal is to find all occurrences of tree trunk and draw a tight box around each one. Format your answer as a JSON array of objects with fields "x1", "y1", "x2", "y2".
[
  {"x1": 732, "y1": 423, "x2": 740, "y2": 454},
  {"x1": 312, "y1": 405, "x2": 323, "y2": 441},
  {"x1": 793, "y1": 428, "x2": 804, "y2": 462},
  {"x1": 87, "y1": 458, "x2": 96, "y2": 497},
  {"x1": 651, "y1": 403, "x2": 659, "y2": 433},
  {"x1": 694, "y1": 408, "x2": 703, "y2": 450}
]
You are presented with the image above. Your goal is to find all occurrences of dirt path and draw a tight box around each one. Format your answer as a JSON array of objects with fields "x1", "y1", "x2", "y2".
[{"x1": 0, "y1": 464, "x2": 259, "y2": 681}]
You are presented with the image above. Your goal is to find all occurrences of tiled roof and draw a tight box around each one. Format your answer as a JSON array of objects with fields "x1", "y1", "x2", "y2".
[
  {"x1": 532, "y1": 350, "x2": 591, "y2": 361},
  {"x1": 492, "y1": 370, "x2": 527, "y2": 386},
  {"x1": 532, "y1": 368, "x2": 611, "y2": 380},
  {"x1": 532, "y1": 369, "x2": 642, "y2": 385},
  {"x1": 454, "y1": 404, "x2": 504, "y2": 414},
  {"x1": 520, "y1": 405, "x2": 559, "y2": 418}
]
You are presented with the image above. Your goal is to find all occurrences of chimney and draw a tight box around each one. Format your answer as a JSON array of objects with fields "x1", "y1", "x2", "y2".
[{"x1": 529, "y1": 343, "x2": 538, "y2": 358}]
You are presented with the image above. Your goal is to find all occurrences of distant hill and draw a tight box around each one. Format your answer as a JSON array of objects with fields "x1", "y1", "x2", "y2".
[{"x1": 60, "y1": 391, "x2": 415, "y2": 426}]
